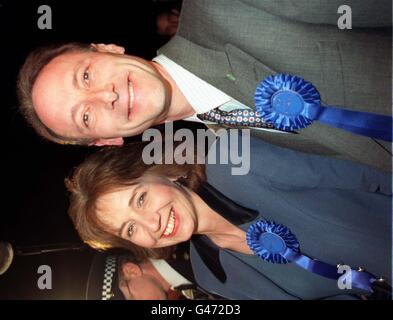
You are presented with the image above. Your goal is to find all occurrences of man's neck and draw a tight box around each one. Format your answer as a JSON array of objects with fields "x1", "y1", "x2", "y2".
[{"x1": 152, "y1": 61, "x2": 195, "y2": 122}]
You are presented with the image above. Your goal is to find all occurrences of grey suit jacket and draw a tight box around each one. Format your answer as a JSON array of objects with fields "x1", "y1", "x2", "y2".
[
  {"x1": 189, "y1": 135, "x2": 392, "y2": 299},
  {"x1": 158, "y1": 0, "x2": 392, "y2": 172}
]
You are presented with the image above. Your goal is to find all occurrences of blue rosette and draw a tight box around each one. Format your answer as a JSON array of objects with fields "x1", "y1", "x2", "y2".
[
  {"x1": 254, "y1": 73, "x2": 392, "y2": 141},
  {"x1": 246, "y1": 219, "x2": 381, "y2": 294},
  {"x1": 254, "y1": 74, "x2": 321, "y2": 131},
  {"x1": 246, "y1": 220, "x2": 300, "y2": 264}
]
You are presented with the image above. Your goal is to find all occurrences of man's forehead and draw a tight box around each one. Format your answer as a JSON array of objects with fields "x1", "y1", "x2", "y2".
[
  {"x1": 34, "y1": 50, "x2": 97, "y2": 91},
  {"x1": 31, "y1": 52, "x2": 88, "y2": 136},
  {"x1": 48, "y1": 50, "x2": 91, "y2": 68}
]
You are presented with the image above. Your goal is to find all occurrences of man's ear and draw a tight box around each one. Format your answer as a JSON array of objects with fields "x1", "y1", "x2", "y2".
[
  {"x1": 90, "y1": 137, "x2": 124, "y2": 146},
  {"x1": 90, "y1": 43, "x2": 125, "y2": 54},
  {"x1": 122, "y1": 262, "x2": 143, "y2": 279}
]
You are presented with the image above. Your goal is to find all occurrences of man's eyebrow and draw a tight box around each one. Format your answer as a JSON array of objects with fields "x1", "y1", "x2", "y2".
[
  {"x1": 72, "y1": 67, "x2": 78, "y2": 89},
  {"x1": 70, "y1": 62, "x2": 85, "y2": 134},
  {"x1": 70, "y1": 103, "x2": 84, "y2": 134},
  {"x1": 73, "y1": 61, "x2": 83, "y2": 89}
]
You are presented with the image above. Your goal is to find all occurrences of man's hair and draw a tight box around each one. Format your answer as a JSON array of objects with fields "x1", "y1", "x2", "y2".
[
  {"x1": 17, "y1": 42, "x2": 96, "y2": 145},
  {"x1": 65, "y1": 141, "x2": 206, "y2": 261}
]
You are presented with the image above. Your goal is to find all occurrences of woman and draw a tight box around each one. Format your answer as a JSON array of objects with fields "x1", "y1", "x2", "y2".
[{"x1": 66, "y1": 136, "x2": 392, "y2": 300}]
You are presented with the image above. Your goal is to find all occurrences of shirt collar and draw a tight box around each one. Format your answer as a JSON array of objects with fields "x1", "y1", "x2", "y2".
[
  {"x1": 153, "y1": 54, "x2": 232, "y2": 121},
  {"x1": 149, "y1": 258, "x2": 192, "y2": 290},
  {"x1": 153, "y1": 55, "x2": 285, "y2": 134}
]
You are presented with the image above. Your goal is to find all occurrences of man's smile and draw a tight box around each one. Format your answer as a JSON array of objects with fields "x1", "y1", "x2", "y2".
[{"x1": 127, "y1": 74, "x2": 135, "y2": 120}]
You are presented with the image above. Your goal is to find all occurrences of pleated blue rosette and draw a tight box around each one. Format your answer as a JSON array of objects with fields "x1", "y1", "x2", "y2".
[
  {"x1": 246, "y1": 220, "x2": 300, "y2": 264},
  {"x1": 246, "y1": 219, "x2": 380, "y2": 293},
  {"x1": 254, "y1": 74, "x2": 392, "y2": 141}
]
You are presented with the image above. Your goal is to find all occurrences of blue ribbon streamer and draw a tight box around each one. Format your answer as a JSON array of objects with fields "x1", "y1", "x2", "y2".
[
  {"x1": 254, "y1": 74, "x2": 392, "y2": 141},
  {"x1": 247, "y1": 220, "x2": 377, "y2": 293}
]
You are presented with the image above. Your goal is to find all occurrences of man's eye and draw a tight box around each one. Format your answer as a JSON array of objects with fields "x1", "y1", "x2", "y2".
[
  {"x1": 83, "y1": 112, "x2": 89, "y2": 127},
  {"x1": 83, "y1": 68, "x2": 89, "y2": 84},
  {"x1": 137, "y1": 192, "x2": 146, "y2": 208},
  {"x1": 127, "y1": 222, "x2": 136, "y2": 238}
]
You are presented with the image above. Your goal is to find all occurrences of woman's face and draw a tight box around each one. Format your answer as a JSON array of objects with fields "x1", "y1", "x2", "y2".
[{"x1": 96, "y1": 175, "x2": 198, "y2": 248}]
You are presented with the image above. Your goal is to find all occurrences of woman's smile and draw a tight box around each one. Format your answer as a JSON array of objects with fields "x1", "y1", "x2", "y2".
[{"x1": 161, "y1": 207, "x2": 179, "y2": 238}]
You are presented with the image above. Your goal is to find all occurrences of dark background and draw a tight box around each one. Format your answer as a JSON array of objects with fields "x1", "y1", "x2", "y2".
[{"x1": 0, "y1": 0, "x2": 187, "y2": 299}]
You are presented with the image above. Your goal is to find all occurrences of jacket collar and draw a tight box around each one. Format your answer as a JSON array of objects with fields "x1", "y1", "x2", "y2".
[
  {"x1": 158, "y1": 35, "x2": 278, "y2": 109},
  {"x1": 191, "y1": 183, "x2": 258, "y2": 283},
  {"x1": 196, "y1": 182, "x2": 258, "y2": 226}
]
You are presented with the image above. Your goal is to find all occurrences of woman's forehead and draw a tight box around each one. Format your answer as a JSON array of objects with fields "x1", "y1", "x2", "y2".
[{"x1": 98, "y1": 186, "x2": 135, "y2": 206}]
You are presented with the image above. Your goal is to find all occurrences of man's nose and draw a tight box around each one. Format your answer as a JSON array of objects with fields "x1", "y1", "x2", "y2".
[{"x1": 91, "y1": 84, "x2": 119, "y2": 109}]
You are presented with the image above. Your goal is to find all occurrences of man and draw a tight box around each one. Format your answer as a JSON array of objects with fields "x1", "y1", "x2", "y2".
[
  {"x1": 18, "y1": 0, "x2": 392, "y2": 171},
  {"x1": 86, "y1": 245, "x2": 217, "y2": 300}
]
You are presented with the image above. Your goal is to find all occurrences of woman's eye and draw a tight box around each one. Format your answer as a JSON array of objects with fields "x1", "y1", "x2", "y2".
[
  {"x1": 83, "y1": 112, "x2": 89, "y2": 127},
  {"x1": 127, "y1": 222, "x2": 136, "y2": 238},
  {"x1": 83, "y1": 68, "x2": 89, "y2": 84},
  {"x1": 137, "y1": 192, "x2": 146, "y2": 208}
]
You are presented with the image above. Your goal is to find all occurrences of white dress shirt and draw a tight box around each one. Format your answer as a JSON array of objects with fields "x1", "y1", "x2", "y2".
[
  {"x1": 153, "y1": 54, "x2": 285, "y2": 134},
  {"x1": 149, "y1": 258, "x2": 192, "y2": 290}
]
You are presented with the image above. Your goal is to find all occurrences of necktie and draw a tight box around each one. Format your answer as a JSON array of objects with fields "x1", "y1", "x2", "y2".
[{"x1": 197, "y1": 107, "x2": 277, "y2": 129}]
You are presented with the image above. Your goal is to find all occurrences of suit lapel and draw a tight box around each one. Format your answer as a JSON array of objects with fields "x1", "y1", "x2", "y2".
[
  {"x1": 158, "y1": 36, "x2": 249, "y2": 107},
  {"x1": 159, "y1": 36, "x2": 392, "y2": 171},
  {"x1": 190, "y1": 236, "x2": 299, "y2": 299},
  {"x1": 159, "y1": 36, "x2": 280, "y2": 111},
  {"x1": 166, "y1": 241, "x2": 196, "y2": 284},
  {"x1": 224, "y1": 43, "x2": 277, "y2": 108}
]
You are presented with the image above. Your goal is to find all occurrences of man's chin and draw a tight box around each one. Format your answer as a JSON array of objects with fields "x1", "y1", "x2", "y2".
[{"x1": 124, "y1": 121, "x2": 162, "y2": 137}]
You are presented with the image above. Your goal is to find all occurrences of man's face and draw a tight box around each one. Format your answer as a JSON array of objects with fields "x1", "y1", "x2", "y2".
[
  {"x1": 119, "y1": 262, "x2": 167, "y2": 300},
  {"x1": 32, "y1": 46, "x2": 171, "y2": 145}
]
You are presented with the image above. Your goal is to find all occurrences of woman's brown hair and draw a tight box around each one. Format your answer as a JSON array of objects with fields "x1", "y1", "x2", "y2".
[{"x1": 65, "y1": 141, "x2": 206, "y2": 260}]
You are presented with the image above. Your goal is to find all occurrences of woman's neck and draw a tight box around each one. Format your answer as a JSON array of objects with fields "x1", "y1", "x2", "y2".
[{"x1": 191, "y1": 192, "x2": 253, "y2": 255}]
